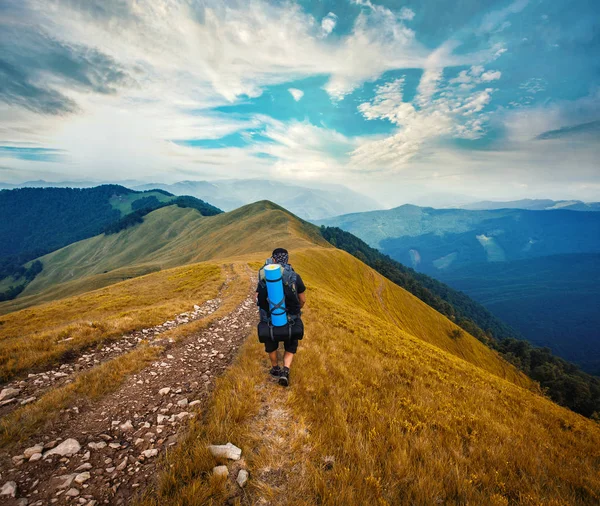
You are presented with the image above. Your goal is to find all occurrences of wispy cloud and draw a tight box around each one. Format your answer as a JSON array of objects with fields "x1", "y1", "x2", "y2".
[{"x1": 352, "y1": 65, "x2": 502, "y2": 171}]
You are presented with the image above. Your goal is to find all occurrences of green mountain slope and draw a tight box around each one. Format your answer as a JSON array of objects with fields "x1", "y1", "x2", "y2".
[
  {"x1": 0, "y1": 185, "x2": 221, "y2": 300},
  {"x1": 0, "y1": 201, "x2": 328, "y2": 313}
]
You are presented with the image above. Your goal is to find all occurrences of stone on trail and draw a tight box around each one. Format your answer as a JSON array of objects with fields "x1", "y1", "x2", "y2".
[
  {"x1": 29, "y1": 452, "x2": 42, "y2": 462},
  {"x1": 88, "y1": 442, "x2": 107, "y2": 450},
  {"x1": 50, "y1": 474, "x2": 77, "y2": 489},
  {"x1": 159, "y1": 387, "x2": 171, "y2": 396},
  {"x1": 44, "y1": 438, "x2": 80, "y2": 457},
  {"x1": 236, "y1": 469, "x2": 249, "y2": 488},
  {"x1": 120, "y1": 420, "x2": 134, "y2": 432},
  {"x1": 0, "y1": 481, "x2": 17, "y2": 497},
  {"x1": 208, "y1": 442, "x2": 242, "y2": 460},
  {"x1": 65, "y1": 487, "x2": 80, "y2": 497},
  {"x1": 142, "y1": 449, "x2": 158, "y2": 458},
  {"x1": 177, "y1": 398, "x2": 188, "y2": 407},
  {"x1": 75, "y1": 463, "x2": 92, "y2": 472},
  {"x1": 212, "y1": 465, "x2": 229, "y2": 478},
  {"x1": 0, "y1": 387, "x2": 20, "y2": 401},
  {"x1": 24, "y1": 443, "x2": 44, "y2": 458},
  {"x1": 74, "y1": 472, "x2": 91, "y2": 484}
]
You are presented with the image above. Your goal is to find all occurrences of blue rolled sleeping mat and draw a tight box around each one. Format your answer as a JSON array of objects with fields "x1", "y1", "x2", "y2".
[
  {"x1": 264, "y1": 264, "x2": 287, "y2": 326},
  {"x1": 257, "y1": 263, "x2": 304, "y2": 343}
]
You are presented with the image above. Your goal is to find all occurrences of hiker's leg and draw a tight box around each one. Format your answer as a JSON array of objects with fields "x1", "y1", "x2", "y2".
[
  {"x1": 269, "y1": 350, "x2": 278, "y2": 367},
  {"x1": 283, "y1": 351, "x2": 294, "y2": 368}
]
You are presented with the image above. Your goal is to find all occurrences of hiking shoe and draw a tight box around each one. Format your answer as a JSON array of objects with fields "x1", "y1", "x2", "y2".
[
  {"x1": 269, "y1": 365, "x2": 282, "y2": 378},
  {"x1": 278, "y1": 367, "x2": 290, "y2": 387}
]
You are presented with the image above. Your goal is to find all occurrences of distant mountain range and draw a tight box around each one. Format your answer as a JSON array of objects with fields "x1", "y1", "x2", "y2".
[
  {"x1": 131, "y1": 179, "x2": 380, "y2": 220},
  {"x1": 0, "y1": 179, "x2": 381, "y2": 220},
  {"x1": 317, "y1": 205, "x2": 600, "y2": 374},
  {"x1": 462, "y1": 199, "x2": 600, "y2": 212}
]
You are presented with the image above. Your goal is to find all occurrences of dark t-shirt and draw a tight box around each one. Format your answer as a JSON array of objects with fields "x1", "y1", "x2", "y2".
[{"x1": 257, "y1": 270, "x2": 306, "y2": 316}]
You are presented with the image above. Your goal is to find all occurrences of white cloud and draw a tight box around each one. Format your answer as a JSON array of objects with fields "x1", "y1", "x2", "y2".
[
  {"x1": 320, "y1": 12, "x2": 338, "y2": 37},
  {"x1": 352, "y1": 65, "x2": 502, "y2": 172},
  {"x1": 288, "y1": 88, "x2": 304, "y2": 101}
]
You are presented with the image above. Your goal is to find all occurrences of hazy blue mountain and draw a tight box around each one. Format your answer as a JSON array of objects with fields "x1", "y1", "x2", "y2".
[
  {"x1": 462, "y1": 199, "x2": 600, "y2": 212},
  {"x1": 132, "y1": 179, "x2": 380, "y2": 220},
  {"x1": 316, "y1": 205, "x2": 600, "y2": 272},
  {"x1": 436, "y1": 254, "x2": 600, "y2": 375}
]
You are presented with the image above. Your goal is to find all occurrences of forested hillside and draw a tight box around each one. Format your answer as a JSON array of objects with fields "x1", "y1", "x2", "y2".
[
  {"x1": 437, "y1": 253, "x2": 600, "y2": 375},
  {"x1": 0, "y1": 185, "x2": 221, "y2": 300}
]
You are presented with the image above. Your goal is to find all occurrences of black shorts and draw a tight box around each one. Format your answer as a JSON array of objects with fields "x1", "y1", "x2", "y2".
[{"x1": 264, "y1": 339, "x2": 299, "y2": 354}]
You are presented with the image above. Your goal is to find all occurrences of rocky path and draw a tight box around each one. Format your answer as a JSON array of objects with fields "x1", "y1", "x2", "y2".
[
  {"x1": 0, "y1": 267, "x2": 259, "y2": 505},
  {"x1": 0, "y1": 298, "x2": 222, "y2": 419}
]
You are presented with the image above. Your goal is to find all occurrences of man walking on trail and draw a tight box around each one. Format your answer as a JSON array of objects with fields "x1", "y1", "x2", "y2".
[{"x1": 256, "y1": 248, "x2": 306, "y2": 387}]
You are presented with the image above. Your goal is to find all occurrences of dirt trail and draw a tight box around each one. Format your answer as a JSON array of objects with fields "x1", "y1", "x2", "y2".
[
  {"x1": 0, "y1": 265, "x2": 259, "y2": 506},
  {"x1": 0, "y1": 296, "x2": 222, "y2": 419}
]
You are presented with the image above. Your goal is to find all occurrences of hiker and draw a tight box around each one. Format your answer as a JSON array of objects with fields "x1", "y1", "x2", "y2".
[{"x1": 256, "y1": 248, "x2": 306, "y2": 387}]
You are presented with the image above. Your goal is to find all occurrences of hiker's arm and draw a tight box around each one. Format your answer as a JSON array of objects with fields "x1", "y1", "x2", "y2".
[{"x1": 299, "y1": 292, "x2": 306, "y2": 308}]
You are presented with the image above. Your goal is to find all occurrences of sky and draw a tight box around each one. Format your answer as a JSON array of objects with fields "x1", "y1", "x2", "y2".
[{"x1": 0, "y1": 0, "x2": 599, "y2": 207}]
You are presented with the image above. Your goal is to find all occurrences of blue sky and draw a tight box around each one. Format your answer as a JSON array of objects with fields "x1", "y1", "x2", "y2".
[{"x1": 0, "y1": 0, "x2": 599, "y2": 205}]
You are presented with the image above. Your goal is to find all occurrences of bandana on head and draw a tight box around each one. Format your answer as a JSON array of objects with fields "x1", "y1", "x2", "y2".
[{"x1": 273, "y1": 251, "x2": 289, "y2": 265}]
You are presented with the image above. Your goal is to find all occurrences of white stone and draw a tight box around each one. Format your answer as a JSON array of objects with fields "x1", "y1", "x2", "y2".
[
  {"x1": 87, "y1": 442, "x2": 107, "y2": 450},
  {"x1": 177, "y1": 398, "x2": 188, "y2": 407},
  {"x1": 65, "y1": 487, "x2": 80, "y2": 497},
  {"x1": 74, "y1": 472, "x2": 90, "y2": 484},
  {"x1": 24, "y1": 444, "x2": 44, "y2": 458},
  {"x1": 236, "y1": 469, "x2": 249, "y2": 488},
  {"x1": 157, "y1": 414, "x2": 168, "y2": 424},
  {"x1": 208, "y1": 442, "x2": 242, "y2": 460},
  {"x1": 29, "y1": 452, "x2": 43, "y2": 462},
  {"x1": 75, "y1": 463, "x2": 92, "y2": 472},
  {"x1": 212, "y1": 465, "x2": 228, "y2": 478},
  {"x1": 44, "y1": 438, "x2": 80, "y2": 457},
  {"x1": 50, "y1": 474, "x2": 77, "y2": 489},
  {"x1": 119, "y1": 420, "x2": 134, "y2": 432},
  {"x1": 20, "y1": 396, "x2": 36, "y2": 405},
  {"x1": 176, "y1": 412, "x2": 189, "y2": 420},
  {"x1": 189, "y1": 400, "x2": 201, "y2": 407},
  {"x1": 158, "y1": 387, "x2": 170, "y2": 396},
  {"x1": 0, "y1": 481, "x2": 17, "y2": 497},
  {"x1": 116, "y1": 457, "x2": 128, "y2": 471},
  {"x1": 142, "y1": 449, "x2": 158, "y2": 458},
  {"x1": 0, "y1": 388, "x2": 20, "y2": 401}
]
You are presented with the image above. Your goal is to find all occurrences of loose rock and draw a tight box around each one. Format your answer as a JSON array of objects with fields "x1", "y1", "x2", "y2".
[
  {"x1": 208, "y1": 442, "x2": 242, "y2": 460},
  {"x1": 236, "y1": 469, "x2": 249, "y2": 488},
  {"x1": 0, "y1": 387, "x2": 20, "y2": 401},
  {"x1": 0, "y1": 481, "x2": 17, "y2": 497},
  {"x1": 212, "y1": 465, "x2": 229, "y2": 478},
  {"x1": 44, "y1": 438, "x2": 80, "y2": 457}
]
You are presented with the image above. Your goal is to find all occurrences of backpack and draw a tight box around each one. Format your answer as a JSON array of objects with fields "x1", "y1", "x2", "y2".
[
  {"x1": 256, "y1": 260, "x2": 304, "y2": 342},
  {"x1": 257, "y1": 259, "x2": 300, "y2": 319}
]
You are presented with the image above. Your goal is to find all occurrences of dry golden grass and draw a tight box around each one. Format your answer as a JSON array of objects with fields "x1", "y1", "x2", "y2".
[
  {"x1": 0, "y1": 261, "x2": 223, "y2": 382},
  {"x1": 143, "y1": 250, "x2": 600, "y2": 506},
  {"x1": 0, "y1": 344, "x2": 160, "y2": 447}
]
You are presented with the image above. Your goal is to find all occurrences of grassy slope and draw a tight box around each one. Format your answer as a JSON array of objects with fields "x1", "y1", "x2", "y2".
[
  {"x1": 0, "y1": 261, "x2": 223, "y2": 382},
  {"x1": 0, "y1": 201, "x2": 328, "y2": 314},
  {"x1": 148, "y1": 249, "x2": 600, "y2": 506}
]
